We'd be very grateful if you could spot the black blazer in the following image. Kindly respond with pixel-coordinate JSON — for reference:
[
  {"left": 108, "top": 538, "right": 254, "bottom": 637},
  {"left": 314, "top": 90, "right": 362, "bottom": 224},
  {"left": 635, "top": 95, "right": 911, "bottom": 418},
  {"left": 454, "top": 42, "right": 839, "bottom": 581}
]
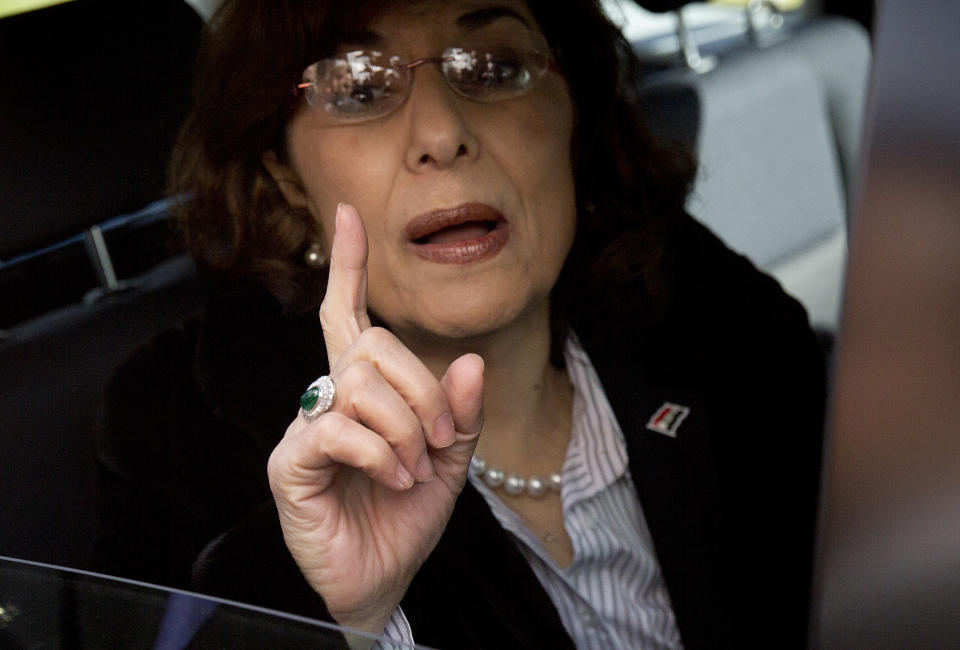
[{"left": 93, "top": 214, "right": 825, "bottom": 649}]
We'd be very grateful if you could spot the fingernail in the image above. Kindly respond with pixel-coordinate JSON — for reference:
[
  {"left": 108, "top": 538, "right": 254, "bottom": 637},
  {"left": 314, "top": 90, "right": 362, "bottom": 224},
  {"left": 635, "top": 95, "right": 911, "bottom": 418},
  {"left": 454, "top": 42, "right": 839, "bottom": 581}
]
[
  {"left": 415, "top": 451, "right": 435, "bottom": 483},
  {"left": 335, "top": 203, "right": 344, "bottom": 230},
  {"left": 396, "top": 463, "right": 414, "bottom": 489},
  {"left": 434, "top": 412, "right": 456, "bottom": 448}
]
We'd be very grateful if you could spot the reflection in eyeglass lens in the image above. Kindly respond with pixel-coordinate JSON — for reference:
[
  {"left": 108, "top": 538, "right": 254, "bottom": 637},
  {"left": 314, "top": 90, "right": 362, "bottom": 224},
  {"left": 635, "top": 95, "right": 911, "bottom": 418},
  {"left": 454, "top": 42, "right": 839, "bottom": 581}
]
[{"left": 301, "top": 30, "right": 549, "bottom": 123}]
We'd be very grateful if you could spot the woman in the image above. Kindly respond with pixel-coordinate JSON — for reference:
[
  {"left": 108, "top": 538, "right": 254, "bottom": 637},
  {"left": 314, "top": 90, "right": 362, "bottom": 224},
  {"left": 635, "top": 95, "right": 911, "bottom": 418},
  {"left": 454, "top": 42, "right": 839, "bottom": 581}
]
[{"left": 93, "top": 0, "right": 826, "bottom": 647}]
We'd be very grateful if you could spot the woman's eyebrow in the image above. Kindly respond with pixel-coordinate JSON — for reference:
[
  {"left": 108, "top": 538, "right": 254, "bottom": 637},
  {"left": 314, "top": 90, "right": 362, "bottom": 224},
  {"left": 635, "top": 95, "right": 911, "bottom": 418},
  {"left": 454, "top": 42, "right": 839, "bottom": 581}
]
[
  {"left": 331, "top": 29, "right": 383, "bottom": 48},
  {"left": 456, "top": 6, "right": 532, "bottom": 32}
]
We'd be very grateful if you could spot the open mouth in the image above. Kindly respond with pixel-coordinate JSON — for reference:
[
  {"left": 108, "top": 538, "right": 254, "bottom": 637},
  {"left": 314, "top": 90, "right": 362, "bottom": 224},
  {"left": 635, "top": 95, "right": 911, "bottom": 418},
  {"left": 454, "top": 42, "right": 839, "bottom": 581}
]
[
  {"left": 405, "top": 203, "right": 509, "bottom": 264},
  {"left": 412, "top": 219, "right": 499, "bottom": 245}
]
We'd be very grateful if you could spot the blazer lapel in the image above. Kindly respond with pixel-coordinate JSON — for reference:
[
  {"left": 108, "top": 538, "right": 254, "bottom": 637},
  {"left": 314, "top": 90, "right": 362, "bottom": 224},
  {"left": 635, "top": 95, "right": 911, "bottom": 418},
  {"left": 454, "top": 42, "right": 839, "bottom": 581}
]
[
  {"left": 402, "top": 483, "right": 576, "bottom": 649},
  {"left": 582, "top": 331, "right": 729, "bottom": 649}
]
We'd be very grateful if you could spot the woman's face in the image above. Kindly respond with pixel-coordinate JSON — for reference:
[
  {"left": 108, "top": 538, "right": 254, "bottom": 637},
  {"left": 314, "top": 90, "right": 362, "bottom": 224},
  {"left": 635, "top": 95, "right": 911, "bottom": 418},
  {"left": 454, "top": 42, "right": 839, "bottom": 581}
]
[{"left": 274, "top": 0, "right": 576, "bottom": 340}]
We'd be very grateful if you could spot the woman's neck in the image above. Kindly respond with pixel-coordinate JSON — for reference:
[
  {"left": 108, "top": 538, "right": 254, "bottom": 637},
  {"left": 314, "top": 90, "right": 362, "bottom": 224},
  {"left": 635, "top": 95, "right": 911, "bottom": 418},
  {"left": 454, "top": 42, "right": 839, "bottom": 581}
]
[{"left": 394, "top": 299, "right": 573, "bottom": 472}]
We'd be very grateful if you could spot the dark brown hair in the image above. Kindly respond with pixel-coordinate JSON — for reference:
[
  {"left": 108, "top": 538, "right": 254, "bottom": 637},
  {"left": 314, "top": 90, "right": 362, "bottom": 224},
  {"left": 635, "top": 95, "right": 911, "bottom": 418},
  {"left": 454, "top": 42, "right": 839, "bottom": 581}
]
[{"left": 170, "top": 0, "right": 695, "bottom": 358}]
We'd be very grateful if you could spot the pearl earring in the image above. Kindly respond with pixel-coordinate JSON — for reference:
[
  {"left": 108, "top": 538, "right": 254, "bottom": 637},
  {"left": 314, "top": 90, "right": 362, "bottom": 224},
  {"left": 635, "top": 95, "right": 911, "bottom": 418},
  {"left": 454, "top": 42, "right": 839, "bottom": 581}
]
[{"left": 303, "top": 242, "right": 327, "bottom": 268}]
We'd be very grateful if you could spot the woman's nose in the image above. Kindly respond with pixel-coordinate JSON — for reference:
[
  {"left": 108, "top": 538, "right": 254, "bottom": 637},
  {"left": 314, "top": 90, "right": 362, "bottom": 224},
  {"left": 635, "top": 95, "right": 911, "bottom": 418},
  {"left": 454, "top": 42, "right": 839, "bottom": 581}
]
[{"left": 402, "top": 65, "right": 479, "bottom": 172}]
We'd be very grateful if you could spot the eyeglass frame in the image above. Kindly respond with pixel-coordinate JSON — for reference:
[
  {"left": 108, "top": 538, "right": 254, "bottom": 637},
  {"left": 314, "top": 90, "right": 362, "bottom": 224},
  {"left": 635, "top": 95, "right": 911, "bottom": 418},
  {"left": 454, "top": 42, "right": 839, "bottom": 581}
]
[{"left": 291, "top": 30, "right": 560, "bottom": 124}]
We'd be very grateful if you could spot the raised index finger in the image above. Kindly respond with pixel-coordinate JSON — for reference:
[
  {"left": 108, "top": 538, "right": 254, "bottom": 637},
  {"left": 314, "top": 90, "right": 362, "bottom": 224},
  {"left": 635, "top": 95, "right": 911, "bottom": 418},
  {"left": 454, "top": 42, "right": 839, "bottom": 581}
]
[{"left": 319, "top": 203, "right": 373, "bottom": 367}]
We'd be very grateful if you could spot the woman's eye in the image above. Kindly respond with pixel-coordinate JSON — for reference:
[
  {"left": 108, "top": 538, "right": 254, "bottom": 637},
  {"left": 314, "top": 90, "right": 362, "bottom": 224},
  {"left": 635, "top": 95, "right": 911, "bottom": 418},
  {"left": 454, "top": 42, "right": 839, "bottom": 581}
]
[
  {"left": 479, "top": 59, "right": 525, "bottom": 85},
  {"left": 449, "top": 47, "right": 532, "bottom": 97},
  {"left": 338, "top": 85, "right": 381, "bottom": 107},
  {"left": 327, "top": 76, "right": 399, "bottom": 115}
]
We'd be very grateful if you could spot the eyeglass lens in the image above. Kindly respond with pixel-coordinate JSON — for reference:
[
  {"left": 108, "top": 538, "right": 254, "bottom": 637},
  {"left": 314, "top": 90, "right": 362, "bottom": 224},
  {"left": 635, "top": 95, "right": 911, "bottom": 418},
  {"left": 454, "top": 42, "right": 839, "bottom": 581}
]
[{"left": 300, "top": 30, "right": 549, "bottom": 123}]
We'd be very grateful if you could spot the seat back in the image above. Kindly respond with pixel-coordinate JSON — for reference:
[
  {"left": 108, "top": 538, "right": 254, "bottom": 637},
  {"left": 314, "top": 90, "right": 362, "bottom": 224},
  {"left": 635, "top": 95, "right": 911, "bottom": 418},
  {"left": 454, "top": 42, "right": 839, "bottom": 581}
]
[
  {"left": 0, "top": 251, "right": 206, "bottom": 567},
  {"left": 632, "top": 4, "right": 871, "bottom": 331},
  {"left": 0, "top": 0, "right": 201, "bottom": 259}
]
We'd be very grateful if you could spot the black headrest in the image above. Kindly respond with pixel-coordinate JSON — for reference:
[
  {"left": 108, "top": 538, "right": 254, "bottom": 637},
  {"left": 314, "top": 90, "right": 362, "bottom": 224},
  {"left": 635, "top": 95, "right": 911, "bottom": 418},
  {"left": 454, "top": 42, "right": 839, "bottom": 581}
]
[
  {"left": 0, "top": 0, "right": 202, "bottom": 260},
  {"left": 631, "top": 0, "right": 691, "bottom": 13}
]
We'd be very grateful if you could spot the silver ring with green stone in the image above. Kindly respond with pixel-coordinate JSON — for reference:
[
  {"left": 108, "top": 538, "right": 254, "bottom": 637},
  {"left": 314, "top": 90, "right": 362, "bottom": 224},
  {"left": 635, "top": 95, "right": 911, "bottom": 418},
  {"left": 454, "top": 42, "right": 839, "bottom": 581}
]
[{"left": 300, "top": 375, "right": 336, "bottom": 419}]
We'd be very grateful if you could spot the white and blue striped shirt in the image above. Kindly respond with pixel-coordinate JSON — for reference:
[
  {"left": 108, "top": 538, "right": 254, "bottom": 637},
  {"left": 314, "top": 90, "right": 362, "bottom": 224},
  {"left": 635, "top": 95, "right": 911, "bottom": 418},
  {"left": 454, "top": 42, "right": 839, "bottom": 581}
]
[{"left": 381, "top": 335, "right": 683, "bottom": 648}]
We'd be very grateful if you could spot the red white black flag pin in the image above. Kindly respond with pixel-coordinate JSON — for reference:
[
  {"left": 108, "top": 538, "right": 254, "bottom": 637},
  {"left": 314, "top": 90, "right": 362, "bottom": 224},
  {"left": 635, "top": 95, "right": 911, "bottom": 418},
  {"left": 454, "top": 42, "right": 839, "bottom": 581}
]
[{"left": 646, "top": 402, "right": 690, "bottom": 438}]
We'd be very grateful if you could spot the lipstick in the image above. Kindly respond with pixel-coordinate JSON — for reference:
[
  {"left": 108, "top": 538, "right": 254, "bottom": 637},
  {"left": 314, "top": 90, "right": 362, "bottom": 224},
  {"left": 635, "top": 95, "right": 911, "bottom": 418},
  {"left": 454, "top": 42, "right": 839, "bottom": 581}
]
[{"left": 406, "top": 203, "right": 509, "bottom": 264}]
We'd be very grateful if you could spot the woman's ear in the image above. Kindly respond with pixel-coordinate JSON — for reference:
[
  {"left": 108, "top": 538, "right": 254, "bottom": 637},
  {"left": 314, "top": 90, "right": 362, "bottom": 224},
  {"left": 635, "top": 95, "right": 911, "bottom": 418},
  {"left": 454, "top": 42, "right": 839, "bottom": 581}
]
[{"left": 263, "top": 151, "right": 309, "bottom": 209}]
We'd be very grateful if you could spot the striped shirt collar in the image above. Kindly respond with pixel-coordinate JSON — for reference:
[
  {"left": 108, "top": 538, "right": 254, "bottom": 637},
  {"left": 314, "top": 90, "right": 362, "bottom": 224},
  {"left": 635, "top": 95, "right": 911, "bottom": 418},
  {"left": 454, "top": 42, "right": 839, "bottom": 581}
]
[{"left": 561, "top": 332, "right": 630, "bottom": 504}]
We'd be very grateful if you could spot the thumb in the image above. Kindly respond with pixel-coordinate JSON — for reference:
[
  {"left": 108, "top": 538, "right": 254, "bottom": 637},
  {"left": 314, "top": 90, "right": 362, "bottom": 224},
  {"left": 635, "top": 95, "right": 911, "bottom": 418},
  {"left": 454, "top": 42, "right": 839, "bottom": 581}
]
[
  {"left": 436, "top": 354, "right": 484, "bottom": 472},
  {"left": 441, "top": 353, "right": 484, "bottom": 439}
]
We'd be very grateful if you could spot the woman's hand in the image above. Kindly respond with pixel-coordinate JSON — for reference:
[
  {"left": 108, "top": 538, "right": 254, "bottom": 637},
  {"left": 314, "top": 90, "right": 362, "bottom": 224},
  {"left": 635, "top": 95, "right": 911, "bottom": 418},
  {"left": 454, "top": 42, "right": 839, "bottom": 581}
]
[{"left": 267, "top": 203, "right": 484, "bottom": 636}]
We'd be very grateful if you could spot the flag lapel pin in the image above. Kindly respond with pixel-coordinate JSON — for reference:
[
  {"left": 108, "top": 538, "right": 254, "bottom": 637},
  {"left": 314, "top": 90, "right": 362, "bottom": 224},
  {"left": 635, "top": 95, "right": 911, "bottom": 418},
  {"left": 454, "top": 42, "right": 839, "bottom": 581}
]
[{"left": 646, "top": 402, "right": 690, "bottom": 438}]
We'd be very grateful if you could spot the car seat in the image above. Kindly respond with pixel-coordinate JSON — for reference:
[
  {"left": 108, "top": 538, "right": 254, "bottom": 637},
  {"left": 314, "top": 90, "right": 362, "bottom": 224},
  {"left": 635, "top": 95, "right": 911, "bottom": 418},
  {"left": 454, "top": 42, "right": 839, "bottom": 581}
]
[{"left": 626, "top": 0, "right": 871, "bottom": 335}]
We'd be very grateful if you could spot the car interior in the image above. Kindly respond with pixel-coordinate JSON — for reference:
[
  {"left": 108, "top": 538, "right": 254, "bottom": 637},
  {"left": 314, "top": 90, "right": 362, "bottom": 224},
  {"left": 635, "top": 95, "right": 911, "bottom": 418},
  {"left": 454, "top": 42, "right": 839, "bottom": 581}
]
[
  {"left": 14, "top": 0, "right": 950, "bottom": 646},
  {"left": 0, "top": 0, "right": 869, "bottom": 582},
  {"left": 1, "top": 0, "right": 209, "bottom": 570}
]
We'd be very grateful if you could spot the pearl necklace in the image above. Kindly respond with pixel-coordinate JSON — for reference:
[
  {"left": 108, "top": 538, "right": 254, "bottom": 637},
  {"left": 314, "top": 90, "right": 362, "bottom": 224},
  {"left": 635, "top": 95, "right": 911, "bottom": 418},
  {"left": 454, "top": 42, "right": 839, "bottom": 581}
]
[{"left": 470, "top": 455, "right": 563, "bottom": 498}]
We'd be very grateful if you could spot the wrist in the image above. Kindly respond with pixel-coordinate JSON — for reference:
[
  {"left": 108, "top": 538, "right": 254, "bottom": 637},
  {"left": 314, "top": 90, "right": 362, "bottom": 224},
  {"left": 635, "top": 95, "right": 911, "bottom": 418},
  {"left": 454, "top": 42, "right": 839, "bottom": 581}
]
[{"left": 331, "top": 602, "right": 397, "bottom": 643}]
